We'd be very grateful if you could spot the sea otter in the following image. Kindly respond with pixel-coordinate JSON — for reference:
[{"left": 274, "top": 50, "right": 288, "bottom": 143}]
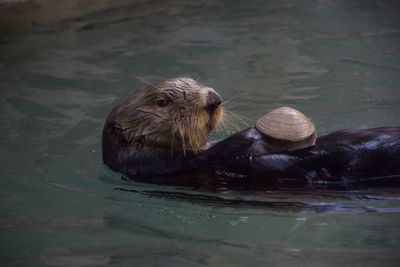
[{"left": 102, "top": 77, "right": 400, "bottom": 189}]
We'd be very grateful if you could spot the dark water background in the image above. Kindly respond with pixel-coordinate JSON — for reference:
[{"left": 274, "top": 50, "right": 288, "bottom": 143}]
[{"left": 1, "top": 0, "right": 400, "bottom": 266}]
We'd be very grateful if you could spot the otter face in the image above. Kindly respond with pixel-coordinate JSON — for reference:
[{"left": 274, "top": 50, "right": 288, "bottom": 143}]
[{"left": 107, "top": 77, "right": 223, "bottom": 153}]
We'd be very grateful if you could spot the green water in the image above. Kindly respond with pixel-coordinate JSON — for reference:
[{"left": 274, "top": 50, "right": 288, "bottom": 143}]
[{"left": 1, "top": 0, "right": 400, "bottom": 266}]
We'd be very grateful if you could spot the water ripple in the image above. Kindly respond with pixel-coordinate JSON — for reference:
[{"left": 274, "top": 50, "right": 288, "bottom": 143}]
[{"left": 113, "top": 187, "right": 400, "bottom": 214}]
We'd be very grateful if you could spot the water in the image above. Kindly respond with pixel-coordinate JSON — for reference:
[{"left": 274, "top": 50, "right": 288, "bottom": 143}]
[{"left": 1, "top": 0, "right": 400, "bottom": 266}]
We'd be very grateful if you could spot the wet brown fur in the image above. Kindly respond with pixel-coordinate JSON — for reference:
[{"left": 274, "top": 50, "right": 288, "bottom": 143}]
[{"left": 105, "top": 77, "right": 223, "bottom": 155}]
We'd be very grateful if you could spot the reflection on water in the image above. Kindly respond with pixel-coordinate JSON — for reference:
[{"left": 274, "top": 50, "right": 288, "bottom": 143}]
[
  {"left": 1, "top": 0, "right": 400, "bottom": 266},
  {"left": 114, "top": 187, "right": 400, "bottom": 213}
]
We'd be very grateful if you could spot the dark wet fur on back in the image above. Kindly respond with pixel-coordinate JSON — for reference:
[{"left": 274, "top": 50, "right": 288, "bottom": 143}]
[{"left": 202, "top": 127, "right": 400, "bottom": 189}]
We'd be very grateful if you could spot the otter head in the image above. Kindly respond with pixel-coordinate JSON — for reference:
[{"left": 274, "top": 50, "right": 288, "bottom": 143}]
[{"left": 106, "top": 77, "right": 223, "bottom": 154}]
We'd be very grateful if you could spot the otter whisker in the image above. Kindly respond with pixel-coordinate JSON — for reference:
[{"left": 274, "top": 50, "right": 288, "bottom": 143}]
[
  {"left": 176, "top": 122, "right": 187, "bottom": 156},
  {"left": 211, "top": 109, "right": 224, "bottom": 135},
  {"left": 189, "top": 115, "right": 200, "bottom": 153},
  {"left": 135, "top": 76, "right": 153, "bottom": 85},
  {"left": 226, "top": 110, "right": 250, "bottom": 127},
  {"left": 221, "top": 111, "right": 241, "bottom": 132},
  {"left": 170, "top": 124, "right": 177, "bottom": 158},
  {"left": 221, "top": 120, "right": 236, "bottom": 134},
  {"left": 214, "top": 122, "right": 224, "bottom": 134},
  {"left": 186, "top": 110, "right": 210, "bottom": 154},
  {"left": 221, "top": 96, "right": 238, "bottom": 105},
  {"left": 189, "top": 121, "right": 197, "bottom": 152}
]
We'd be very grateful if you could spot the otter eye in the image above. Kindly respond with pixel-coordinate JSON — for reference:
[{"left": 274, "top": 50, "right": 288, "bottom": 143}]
[{"left": 156, "top": 99, "right": 170, "bottom": 107}]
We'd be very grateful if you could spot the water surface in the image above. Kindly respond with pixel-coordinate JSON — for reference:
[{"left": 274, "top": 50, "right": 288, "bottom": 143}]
[{"left": 1, "top": 0, "right": 400, "bottom": 266}]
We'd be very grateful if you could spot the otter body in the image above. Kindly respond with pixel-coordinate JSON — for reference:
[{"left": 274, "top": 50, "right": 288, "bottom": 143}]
[
  {"left": 102, "top": 77, "right": 400, "bottom": 189},
  {"left": 201, "top": 127, "right": 400, "bottom": 188}
]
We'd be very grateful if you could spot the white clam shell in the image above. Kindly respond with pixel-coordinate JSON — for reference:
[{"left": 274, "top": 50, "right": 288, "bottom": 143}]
[{"left": 256, "top": 107, "right": 315, "bottom": 142}]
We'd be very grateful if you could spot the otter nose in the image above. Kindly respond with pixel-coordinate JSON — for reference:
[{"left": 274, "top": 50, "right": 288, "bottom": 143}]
[{"left": 205, "top": 91, "right": 222, "bottom": 115}]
